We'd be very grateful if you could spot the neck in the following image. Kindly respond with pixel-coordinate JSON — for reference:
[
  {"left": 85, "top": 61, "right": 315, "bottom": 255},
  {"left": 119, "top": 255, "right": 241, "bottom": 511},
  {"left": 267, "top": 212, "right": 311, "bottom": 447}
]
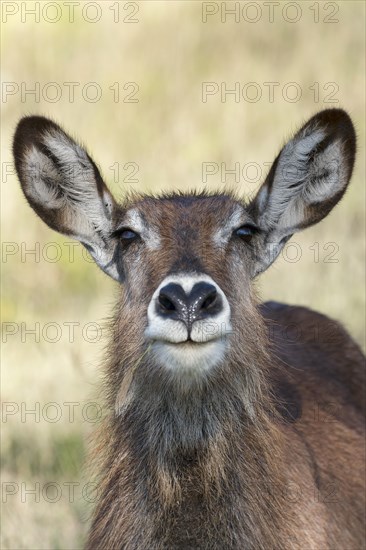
[{"left": 87, "top": 310, "right": 291, "bottom": 549}]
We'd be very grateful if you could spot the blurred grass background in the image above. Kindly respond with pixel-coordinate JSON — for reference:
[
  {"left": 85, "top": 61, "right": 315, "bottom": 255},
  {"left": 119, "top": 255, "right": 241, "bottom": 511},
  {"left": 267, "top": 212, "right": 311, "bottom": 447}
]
[{"left": 1, "top": 1, "right": 365, "bottom": 548}]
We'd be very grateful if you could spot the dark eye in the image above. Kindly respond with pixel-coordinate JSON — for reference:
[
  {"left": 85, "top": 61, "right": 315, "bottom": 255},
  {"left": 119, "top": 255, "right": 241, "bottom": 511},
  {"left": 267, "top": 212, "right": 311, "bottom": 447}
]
[
  {"left": 233, "top": 224, "right": 258, "bottom": 243},
  {"left": 112, "top": 228, "right": 140, "bottom": 243}
]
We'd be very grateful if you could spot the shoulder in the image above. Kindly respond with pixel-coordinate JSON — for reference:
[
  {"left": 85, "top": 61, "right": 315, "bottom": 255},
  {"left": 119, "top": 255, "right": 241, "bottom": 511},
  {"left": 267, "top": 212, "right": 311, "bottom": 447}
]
[
  {"left": 259, "top": 301, "right": 366, "bottom": 415},
  {"left": 259, "top": 301, "right": 355, "bottom": 347}
]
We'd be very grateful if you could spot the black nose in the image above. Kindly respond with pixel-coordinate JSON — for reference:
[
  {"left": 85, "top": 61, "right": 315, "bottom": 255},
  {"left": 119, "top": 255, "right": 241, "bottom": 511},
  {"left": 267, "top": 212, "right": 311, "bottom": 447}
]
[{"left": 156, "top": 282, "right": 222, "bottom": 330}]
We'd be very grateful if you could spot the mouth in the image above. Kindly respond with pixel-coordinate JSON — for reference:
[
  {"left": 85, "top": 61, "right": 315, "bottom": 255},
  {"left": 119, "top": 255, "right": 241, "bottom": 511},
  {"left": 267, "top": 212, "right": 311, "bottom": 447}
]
[
  {"left": 156, "top": 336, "right": 220, "bottom": 346},
  {"left": 148, "top": 337, "right": 228, "bottom": 375}
]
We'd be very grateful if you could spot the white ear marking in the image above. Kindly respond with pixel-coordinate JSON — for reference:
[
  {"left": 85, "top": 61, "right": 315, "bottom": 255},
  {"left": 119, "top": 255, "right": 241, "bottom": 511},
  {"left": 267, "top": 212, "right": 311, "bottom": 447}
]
[
  {"left": 24, "top": 146, "right": 65, "bottom": 208},
  {"left": 250, "top": 110, "right": 356, "bottom": 276},
  {"left": 102, "top": 189, "right": 114, "bottom": 217},
  {"left": 261, "top": 129, "right": 326, "bottom": 227},
  {"left": 14, "top": 116, "right": 120, "bottom": 282}
]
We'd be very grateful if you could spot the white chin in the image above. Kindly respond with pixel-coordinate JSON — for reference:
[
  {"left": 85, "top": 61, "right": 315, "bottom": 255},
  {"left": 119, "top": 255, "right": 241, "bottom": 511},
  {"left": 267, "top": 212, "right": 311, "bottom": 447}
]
[{"left": 149, "top": 339, "right": 228, "bottom": 376}]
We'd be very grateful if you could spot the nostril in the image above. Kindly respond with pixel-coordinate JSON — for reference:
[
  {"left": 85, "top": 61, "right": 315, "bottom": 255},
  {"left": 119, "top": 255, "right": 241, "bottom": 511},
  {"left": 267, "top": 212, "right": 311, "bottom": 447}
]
[
  {"left": 189, "top": 283, "right": 222, "bottom": 320},
  {"left": 158, "top": 292, "right": 176, "bottom": 312},
  {"left": 156, "top": 283, "right": 188, "bottom": 320},
  {"left": 201, "top": 289, "right": 217, "bottom": 311}
]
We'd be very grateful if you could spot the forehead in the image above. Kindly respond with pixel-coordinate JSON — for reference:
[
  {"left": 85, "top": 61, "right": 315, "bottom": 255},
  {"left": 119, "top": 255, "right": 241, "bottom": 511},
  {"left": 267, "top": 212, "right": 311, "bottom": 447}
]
[{"left": 120, "top": 194, "right": 249, "bottom": 231}]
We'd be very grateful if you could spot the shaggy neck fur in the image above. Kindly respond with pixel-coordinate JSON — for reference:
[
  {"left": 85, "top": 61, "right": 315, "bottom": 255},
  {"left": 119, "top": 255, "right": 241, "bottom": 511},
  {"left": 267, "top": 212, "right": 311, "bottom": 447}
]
[{"left": 86, "top": 297, "right": 294, "bottom": 550}]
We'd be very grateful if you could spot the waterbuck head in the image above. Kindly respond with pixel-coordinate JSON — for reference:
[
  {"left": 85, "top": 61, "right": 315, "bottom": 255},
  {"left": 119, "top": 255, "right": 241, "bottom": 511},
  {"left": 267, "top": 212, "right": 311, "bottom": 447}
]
[{"left": 13, "top": 110, "right": 356, "bottom": 399}]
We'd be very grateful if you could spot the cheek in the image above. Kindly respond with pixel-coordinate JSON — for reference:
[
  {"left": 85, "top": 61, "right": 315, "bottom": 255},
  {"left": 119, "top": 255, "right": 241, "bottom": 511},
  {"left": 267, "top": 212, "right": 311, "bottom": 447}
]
[
  {"left": 207, "top": 249, "right": 247, "bottom": 293},
  {"left": 123, "top": 253, "right": 164, "bottom": 305},
  {"left": 123, "top": 262, "right": 151, "bottom": 303},
  {"left": 214, "top": 253, "right": 253, "bottom": 306}
]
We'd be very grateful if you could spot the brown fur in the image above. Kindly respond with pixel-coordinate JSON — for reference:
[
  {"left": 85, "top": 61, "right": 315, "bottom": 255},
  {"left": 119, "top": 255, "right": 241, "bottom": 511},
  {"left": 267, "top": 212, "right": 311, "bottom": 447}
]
[
  {"left": 85, "top": 195, "right": 365, "bottom": 550},
  {"left": 12, "top": 111, "right": 365, "bottom": 549}
]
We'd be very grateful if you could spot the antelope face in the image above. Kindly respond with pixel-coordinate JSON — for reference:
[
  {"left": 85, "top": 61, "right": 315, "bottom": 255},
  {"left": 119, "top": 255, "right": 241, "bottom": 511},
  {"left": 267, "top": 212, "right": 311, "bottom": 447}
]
[{"left": 112, "top": 195, "right": 258, "bottom": 374}]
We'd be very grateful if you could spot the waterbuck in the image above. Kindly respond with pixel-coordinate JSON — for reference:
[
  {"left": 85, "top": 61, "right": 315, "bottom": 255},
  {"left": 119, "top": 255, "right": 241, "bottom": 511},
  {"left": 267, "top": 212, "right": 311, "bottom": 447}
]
[{"left": 13, "top": 109, "right": 365, "bottom": 549}]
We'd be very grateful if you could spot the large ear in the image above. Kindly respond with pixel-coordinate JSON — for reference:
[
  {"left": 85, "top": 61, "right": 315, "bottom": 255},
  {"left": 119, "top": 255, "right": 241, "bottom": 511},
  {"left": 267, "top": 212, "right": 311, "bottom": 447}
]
[
  {"left": 13, "top": 116, "right": 120, "bottom": 281},
  {"left": 248, "top": 109, "right": 356, "bottom": 276}
]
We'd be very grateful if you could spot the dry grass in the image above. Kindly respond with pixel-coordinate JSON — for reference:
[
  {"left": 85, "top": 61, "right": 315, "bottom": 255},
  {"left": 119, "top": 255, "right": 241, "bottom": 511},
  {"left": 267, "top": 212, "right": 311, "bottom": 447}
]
[{"left": 1, "top": 2, "right": 365, "bottom": 547}]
